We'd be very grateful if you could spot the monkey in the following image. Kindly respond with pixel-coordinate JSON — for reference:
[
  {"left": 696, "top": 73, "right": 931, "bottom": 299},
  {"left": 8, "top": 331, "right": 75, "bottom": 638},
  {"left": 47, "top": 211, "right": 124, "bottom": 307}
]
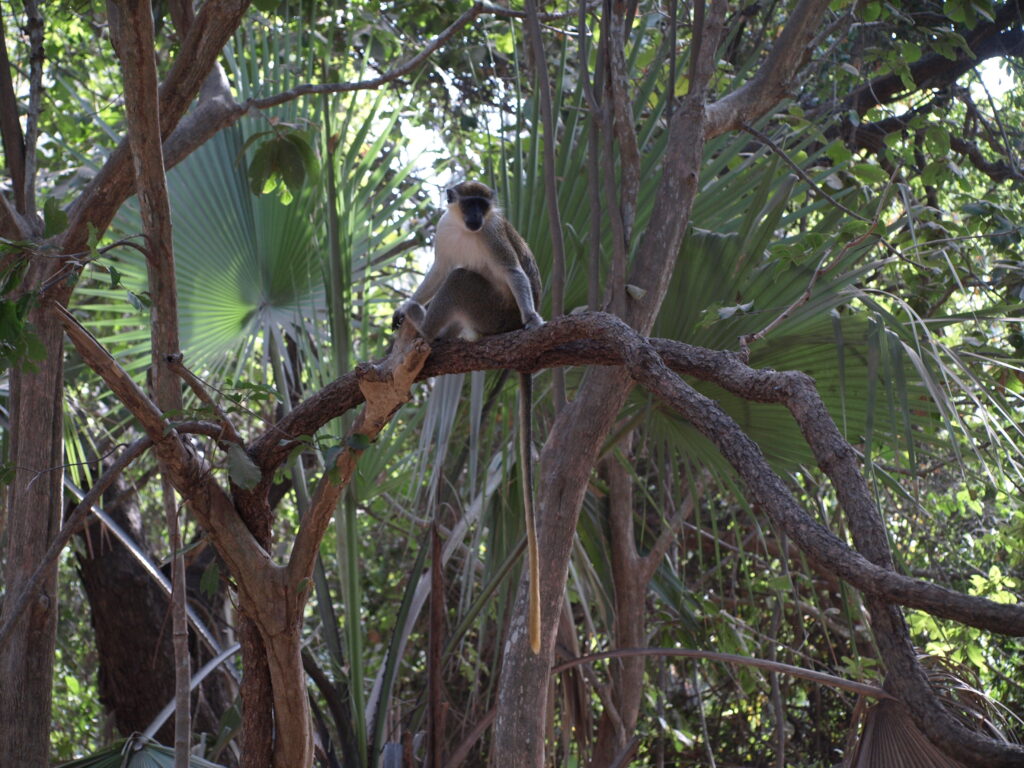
[{"left": 393, "top": 180, "right": 544, "bottom": 654}]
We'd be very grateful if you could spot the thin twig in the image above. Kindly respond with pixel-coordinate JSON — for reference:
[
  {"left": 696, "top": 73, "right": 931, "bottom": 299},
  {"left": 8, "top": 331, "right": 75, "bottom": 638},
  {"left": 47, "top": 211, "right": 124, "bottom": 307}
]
[
  {"left": 482, "top": 1, "right": 586, "bottom": 20},
  {"left": 737, "top": 166, "right": 902, "bottom": 356},
  {"left": 246, "top": 3, "right": 487, "bottom": 110},
  {"left": 551, "top": 647, "right": 892, "bottom": 699},
  {"left": 738, "top": 224, "right": 877, "bottom": 356},
  {"left": 167, "top": 353, "right": 243, "bottom": 445},
  {"left": 38, "top": 236, "right": 150, "bottom": 294},
  {"left": 742, "top": 122, "right": 869, "bottom": 221}
]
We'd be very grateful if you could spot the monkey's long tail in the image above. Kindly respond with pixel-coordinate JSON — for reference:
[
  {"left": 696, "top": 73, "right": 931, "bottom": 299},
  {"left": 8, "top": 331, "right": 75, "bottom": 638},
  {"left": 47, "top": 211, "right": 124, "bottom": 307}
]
[{"left": 520, "top": 371, "right": 542, "bottom": 655}]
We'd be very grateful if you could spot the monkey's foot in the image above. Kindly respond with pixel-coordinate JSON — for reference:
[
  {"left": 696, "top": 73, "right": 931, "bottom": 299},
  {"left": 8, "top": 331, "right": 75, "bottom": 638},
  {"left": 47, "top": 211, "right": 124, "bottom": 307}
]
[{"left": 523, "top": 312, "right": 544, "bottom": 331}]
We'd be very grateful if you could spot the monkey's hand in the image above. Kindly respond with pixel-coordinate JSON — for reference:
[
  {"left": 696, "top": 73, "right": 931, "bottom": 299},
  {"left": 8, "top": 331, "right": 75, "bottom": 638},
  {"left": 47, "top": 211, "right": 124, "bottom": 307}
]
[
  {"left": 391, "top": 308, "right": 406, "bottom": 330},
  {"left": 523, "top": 312, "right": 544, "bottom": 331},
  {"left": 394, "top": 300, "right": 427, "bottom": 334},
  {"left": 392, "top": 300, "right": 414, "bottom": 330}
]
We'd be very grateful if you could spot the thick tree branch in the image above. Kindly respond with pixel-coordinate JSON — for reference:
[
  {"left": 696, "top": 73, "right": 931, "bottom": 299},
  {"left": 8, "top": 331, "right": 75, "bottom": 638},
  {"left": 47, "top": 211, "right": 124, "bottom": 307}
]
[
  {"left": 845, "top": 22, "right": 1024, "bottom": 118},
  {"left": 21, "top": 0, "right": 43, "bottom": 221},
  {"left": 110, "top": 0, "right": 183, "bottom": 411},
  {"left": 0, "top": 191, "right": 27, "bottom": 240},
  {"left": 286, "top": 330, "right": 429, "bottom": 587},
  {"left": 0, "top": 9, "right": 26, "bottom": 214},
  {"left": 625, "top": 0, "right": 724, "bottom": 331},
  {"left": 248, "top": 313, "right": 1024, "bottom": 640},
  {"left": 621, "top": 326, "right": 1024, "bottom": 765},
  {"left": 704, "top": 0, "right": 832, "bottom": 139},
  {"left": 54, "top": 303, "right": 269, "bottom": 578},
  {"left": 829, "top": 2, "right": 1024, "bottom": 183},
  {"left": 109, "top": 2, "right": 191, "bottom": 754},
  {"left": 844, "top": 107, "right": 1023, "bottom": 182},
  {"left": 605, "top": 1, "right": 641, "bottom": 247}
]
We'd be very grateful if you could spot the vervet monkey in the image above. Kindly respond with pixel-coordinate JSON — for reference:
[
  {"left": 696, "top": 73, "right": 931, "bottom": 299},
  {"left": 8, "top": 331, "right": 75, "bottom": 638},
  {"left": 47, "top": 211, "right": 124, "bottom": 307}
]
[{"left": 393, "top": 180, "right": 544, "bottom": 653}]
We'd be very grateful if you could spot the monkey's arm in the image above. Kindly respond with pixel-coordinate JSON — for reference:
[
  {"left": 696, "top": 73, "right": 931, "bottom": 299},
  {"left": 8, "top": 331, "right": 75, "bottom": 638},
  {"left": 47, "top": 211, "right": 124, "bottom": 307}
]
[
  {"left": 505, "top": 266, "right": 544, "bottom": 330},
  {"left": 393, "top": 263, "right": 447, "bottom": 328},
  {"left": 410, "top": 262, "right": 449, "bottom": 305}
]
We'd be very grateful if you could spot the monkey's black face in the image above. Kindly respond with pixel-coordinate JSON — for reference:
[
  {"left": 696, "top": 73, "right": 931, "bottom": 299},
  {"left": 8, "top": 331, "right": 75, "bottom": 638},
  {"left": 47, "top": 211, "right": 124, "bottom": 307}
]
[{"left": 459, "top": 197, "right": 490, "bottom": 231}]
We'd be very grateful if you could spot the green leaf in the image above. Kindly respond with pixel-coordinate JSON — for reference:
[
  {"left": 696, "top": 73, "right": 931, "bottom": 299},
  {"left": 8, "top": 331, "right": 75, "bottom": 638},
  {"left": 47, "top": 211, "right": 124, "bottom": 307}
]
[
  {"left": 248, "top": 139, "right": 277, "bottom": 196},
  {"left": 323, "top": 442, "right": 344, "bottom": 467},
  {"left": 346, "top": 433, "right": 371, "bottom": 451},
  {"left": 199, "top": 560, "right": 220, "bottom": 599},
  {"left": 851, "top": 163, "right": 889, "bottom": 184},
  {"left": 925, "top": 125, "right": 951, "bottom": 155},
  {"left": 826, "top": 140, "right": 853, "bottom": 164},
  {"left": 227, "top": 443, "right": 261, "bottom": 490},
  {"left": 276, "top": 137, "right": 307, "bottom": 199},
  {"left": 966, "top": 643, "right": 986, "bottom": 668},
  {"left": 900, "top": 41, "right": 922, "bottom": 64},
  {"left": 921, "top": 160, "right": 950, "bottom": 186},
  {"left": 86, "top": 222, "right": 100, "bottom": 259},
  {"left": 765, "top": 575, "right": 794, "bottom": 590},
  {"left": 969, "top": 0, "right": 995, "bottom": 22},
  {"left": 125, "top": 289, "right": 151, "bottom": 311},
  {"left": 43, "top": 197, "right": 68, "bottom": 238},
  {"left": 883, "top": 131, "right": 902, "bottom": 149},
  {"left": 0, "top": 256, "right": 28, "bottom": 295},
  {"left": 285, "top": 131, "right": 320, "bottom": 187}
]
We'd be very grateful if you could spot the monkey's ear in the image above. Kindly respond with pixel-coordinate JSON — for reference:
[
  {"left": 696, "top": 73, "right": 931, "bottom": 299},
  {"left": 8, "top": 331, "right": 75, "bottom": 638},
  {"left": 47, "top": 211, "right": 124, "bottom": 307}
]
[{"left": 445, "top": 188, "right": 455, "bottom": 204}]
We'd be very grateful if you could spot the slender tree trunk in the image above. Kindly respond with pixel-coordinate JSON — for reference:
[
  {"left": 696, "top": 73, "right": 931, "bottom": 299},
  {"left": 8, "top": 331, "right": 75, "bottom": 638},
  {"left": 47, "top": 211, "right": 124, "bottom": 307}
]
[
  {"left": 493, "top": 367, "right": 635, "bottom": 765},
  {"left": 589, "top": 457, "right": 647, "bottom": 767},
  {"left": 108, "top": 1, "right": 189, "bottom": 760},
  {"left": 0, "top": 297, "right": 65, "bottom": 767}
]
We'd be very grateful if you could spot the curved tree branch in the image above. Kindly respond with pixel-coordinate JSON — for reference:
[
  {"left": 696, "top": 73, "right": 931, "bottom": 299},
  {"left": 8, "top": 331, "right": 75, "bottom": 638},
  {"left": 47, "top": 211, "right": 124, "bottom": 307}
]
[
  {"left": 845, "top": 19, "right": 1024, "bottom": 118},
  {"left": 247, "top": 312, "right": 1024, "bottom": 641}
]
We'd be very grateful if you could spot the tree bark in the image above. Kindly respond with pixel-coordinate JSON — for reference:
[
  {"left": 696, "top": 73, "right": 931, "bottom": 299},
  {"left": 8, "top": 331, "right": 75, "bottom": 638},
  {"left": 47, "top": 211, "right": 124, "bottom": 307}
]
[
  {"left": 0, "top": 299, "right": 65, "bottom": 768},
  {"left": 76, "top": 478, "right": 176, "bottom": 745},
  {"left": 74, "top": 484, "right": 234, "bottom": 750},
  {"left": 588, "top": 454, "right": 646, "bottom": 767},
  {"left": 0, "top": 3, "right": 249, "bottom": 763}
]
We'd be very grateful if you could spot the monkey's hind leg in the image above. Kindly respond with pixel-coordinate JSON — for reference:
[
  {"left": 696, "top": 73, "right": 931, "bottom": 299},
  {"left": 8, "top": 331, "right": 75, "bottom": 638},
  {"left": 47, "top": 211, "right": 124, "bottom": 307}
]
[{"left": 409, "top": 268, "right": 521, "bottom": 341}]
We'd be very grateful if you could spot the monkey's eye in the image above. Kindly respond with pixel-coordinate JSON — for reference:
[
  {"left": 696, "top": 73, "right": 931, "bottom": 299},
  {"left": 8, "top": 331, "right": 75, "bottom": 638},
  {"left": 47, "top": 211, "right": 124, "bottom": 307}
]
[{"left": 446, "top": 189, "right": 455, "bottom": 204}]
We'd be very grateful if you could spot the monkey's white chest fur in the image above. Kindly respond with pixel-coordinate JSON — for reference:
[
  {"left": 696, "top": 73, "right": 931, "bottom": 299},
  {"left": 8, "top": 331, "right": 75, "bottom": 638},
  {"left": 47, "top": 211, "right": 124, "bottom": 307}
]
[{"left": 434, "top": 210, "right": 511, "bottom": 297}]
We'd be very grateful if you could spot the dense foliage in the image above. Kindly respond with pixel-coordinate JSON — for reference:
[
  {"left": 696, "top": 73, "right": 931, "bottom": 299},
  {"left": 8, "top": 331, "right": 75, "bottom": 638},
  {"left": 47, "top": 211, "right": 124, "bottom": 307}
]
[{"left": 1, "top": 0, "right": 1022, "bottom": 766}]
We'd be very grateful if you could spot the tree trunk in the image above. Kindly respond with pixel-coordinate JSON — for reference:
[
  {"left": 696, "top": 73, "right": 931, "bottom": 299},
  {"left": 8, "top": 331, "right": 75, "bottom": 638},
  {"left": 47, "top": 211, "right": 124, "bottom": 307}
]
[
  {"left": 76, "top": 481, "right": 176, "bottom": 744},
  {"left": 493, "top": 367, "right": 635, "bottom": 765},
  {"left": 0, "top": 298, "right": 65, "bottom": 767},
  {"left": 589, "top": 456, "right": 647, "bottom": 767},
  {"left": 75, "top": 473, "right": 232, "bottom": 744}
]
